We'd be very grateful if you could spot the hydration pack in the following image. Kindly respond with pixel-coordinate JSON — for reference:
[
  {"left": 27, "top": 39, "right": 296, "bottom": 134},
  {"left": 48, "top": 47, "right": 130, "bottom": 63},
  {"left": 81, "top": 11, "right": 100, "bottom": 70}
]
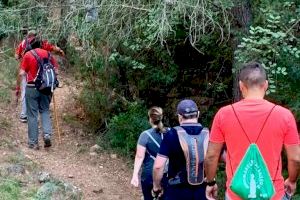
[
  {"left": 31, "top": 50, "right": 58, "bottom": 95},
  {"left": 174, "top": 126, "right": 208, "bottom": 185}
]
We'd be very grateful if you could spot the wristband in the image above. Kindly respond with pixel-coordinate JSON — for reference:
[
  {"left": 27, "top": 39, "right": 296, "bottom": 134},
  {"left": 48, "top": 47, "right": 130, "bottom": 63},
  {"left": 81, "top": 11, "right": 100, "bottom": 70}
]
[
  {"left": 151, "top": 188, "right": 162, "bottom": 198},
  {"left": 206, "top": 178, "right": 216, "bottom": 186},
  {"left": 16, "top": 86, "right": 21, "bottom": 91}
]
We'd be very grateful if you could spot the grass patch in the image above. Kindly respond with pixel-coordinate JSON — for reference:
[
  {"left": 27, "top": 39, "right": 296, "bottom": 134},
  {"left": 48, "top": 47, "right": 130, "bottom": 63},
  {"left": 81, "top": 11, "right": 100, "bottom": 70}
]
[
  {"left": 0, "top": 178, "right": 21, "bottom": 200},
  {"left": 0, "top": 57, "right": 17, "bottom": 104},
  {"left": 0, "top": 116, "right": 12, "bottom": 130},
  {"left": 5, "top": 152, "right": 38, "bottom": 172},
  {"left": 22, "top": 187, "right": 38, "bottom": 200}
]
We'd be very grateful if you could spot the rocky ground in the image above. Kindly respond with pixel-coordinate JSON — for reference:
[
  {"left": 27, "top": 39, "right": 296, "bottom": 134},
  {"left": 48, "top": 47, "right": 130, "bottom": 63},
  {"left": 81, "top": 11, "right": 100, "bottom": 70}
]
[{"left": 0, "top": 72, "right": 141, "bottom": 200}]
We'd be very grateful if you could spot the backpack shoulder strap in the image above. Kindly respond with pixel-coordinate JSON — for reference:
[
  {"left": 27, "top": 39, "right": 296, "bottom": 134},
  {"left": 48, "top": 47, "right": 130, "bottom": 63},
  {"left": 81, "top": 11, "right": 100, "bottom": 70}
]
[
  {"left": 231, "top": 104, "right": 277, "bottom": 144},
  {"left": 145, "top": 130, "right": 160, "bottom": 148},
  {"left": 144, "top": 129, "right": 160, "bottom": 161},
  {"left": 30, "top": 49, "right": 43, "bottom": 66}
]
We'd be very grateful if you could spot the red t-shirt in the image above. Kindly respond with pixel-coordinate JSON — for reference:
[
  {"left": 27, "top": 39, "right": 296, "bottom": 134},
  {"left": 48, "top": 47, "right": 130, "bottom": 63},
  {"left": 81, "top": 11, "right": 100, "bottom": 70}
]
[
  {"left": 210, "top": 99, "right": 299, "bottom": 200},
  {"left": 21, "top": 48, "right": 58, "bottom": 83},
  {"left": 15, "top": 37, "right": 55, "bottom": 59}
]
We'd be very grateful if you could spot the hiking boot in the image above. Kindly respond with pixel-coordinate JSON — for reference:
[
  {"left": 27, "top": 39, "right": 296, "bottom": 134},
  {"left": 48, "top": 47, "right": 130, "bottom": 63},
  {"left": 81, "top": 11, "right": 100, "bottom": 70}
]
[
  {"left": 28, "top": 144, "right": 40, "bottom": 150},
  {"left": 44, "top": 138, "right": 52, "bottom": 148},
  {"left": 19, "top": 116, "right": 27, "bottom": 123}
]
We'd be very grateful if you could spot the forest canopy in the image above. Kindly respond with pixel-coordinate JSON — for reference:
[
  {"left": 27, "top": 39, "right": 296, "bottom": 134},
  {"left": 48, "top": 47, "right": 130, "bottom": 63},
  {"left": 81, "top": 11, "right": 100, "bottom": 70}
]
[{"left": 0, "top": 0, "right": 299, "bottom": 156}]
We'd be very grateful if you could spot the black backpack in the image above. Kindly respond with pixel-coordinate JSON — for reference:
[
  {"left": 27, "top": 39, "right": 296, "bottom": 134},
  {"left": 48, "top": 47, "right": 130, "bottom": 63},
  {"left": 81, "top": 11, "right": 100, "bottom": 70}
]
[{"left": 30, "top": 50, "right": 58, "bottom": 95}]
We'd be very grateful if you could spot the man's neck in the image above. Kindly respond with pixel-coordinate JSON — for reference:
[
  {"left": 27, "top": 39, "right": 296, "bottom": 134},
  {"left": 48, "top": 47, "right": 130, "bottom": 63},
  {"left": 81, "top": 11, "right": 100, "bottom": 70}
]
[
  {"left": 243, "top": 89, "right": 265, "bottom": 100},
  {"left": 180, "top": 119, "right": 198, "bottom": 125}
]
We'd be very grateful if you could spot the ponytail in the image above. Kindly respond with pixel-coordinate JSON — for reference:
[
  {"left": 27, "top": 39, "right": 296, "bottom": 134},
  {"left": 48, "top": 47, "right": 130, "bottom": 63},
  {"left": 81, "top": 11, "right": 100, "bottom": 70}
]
[
  {"left": 148, "top": 106, "right": 166, "bottom": 133},
  {"left": 156, "top": 120, "right": 166, "bottom": 133}
]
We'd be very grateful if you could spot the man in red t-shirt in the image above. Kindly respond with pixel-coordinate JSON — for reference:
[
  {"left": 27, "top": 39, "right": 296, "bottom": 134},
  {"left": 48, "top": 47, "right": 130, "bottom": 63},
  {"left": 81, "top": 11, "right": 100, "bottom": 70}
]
[
  {"left": 17, "top": 38, "right": 58, "bottom": 149},
  {"left": 15, "top": 30, "right": 64, "bottom": 60},
  {"left": 15, "top": 30, "right": 64, "bottom": 123},
  {"left": 205, "top": 62, "right": 300, "bottom": 200}
]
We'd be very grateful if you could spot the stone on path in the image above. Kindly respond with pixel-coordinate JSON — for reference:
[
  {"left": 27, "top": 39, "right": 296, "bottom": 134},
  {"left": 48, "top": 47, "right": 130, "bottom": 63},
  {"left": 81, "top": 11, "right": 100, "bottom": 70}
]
[
  {"left": 38, "top": 171, "right": 51, "bottom": 183},
  {"left": 36, "top": 181, "right": 82, "bottom": 200}
]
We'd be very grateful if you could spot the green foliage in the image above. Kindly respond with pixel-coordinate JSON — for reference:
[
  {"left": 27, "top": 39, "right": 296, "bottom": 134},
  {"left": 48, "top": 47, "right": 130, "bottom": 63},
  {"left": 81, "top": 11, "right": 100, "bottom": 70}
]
[
  {"left": 0, "top": 55, "right": 17, "bottom": 104},
  {"left": 104, "top": 102, "right": 149, "bottom": 157},
  {"left": 0, "top": 178, "right": 21, "bottom": 200},
  {"left": 234, "top": 0, "right": 300, "bottom": 121},
  {"left": 78, "top": 89, "right": 111, "bottom": 132},
  {"left": 235, "top": 2, "right": 299, "bottom": 93}
]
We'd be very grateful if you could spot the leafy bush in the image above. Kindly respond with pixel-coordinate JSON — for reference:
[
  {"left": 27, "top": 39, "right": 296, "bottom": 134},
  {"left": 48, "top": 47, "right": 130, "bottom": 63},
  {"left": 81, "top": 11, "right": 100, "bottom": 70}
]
[
  {"left": 78, "top": 89, "right": 111, "bottom": 133},
  {"left": 104, "top": 102, "right": 149, "bottom": 157},
  {"left": 234, "top": 2, "right": 299, "bottom": 93}
]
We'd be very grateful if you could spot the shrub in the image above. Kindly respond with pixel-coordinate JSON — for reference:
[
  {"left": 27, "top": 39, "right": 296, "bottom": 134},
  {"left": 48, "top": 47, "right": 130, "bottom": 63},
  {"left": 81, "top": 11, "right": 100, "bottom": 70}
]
[{"left": 104, "top": 102, "right": 149, "bottom": 157}]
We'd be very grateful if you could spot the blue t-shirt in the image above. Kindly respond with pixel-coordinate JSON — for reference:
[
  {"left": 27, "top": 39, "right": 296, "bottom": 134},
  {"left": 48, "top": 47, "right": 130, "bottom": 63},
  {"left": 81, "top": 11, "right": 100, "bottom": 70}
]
[
  {"left": 138, "top": 128, "right": 164, "bottom": 183},
  {"left": 158, "top": 123, "right": 205, "bottom": 181}
]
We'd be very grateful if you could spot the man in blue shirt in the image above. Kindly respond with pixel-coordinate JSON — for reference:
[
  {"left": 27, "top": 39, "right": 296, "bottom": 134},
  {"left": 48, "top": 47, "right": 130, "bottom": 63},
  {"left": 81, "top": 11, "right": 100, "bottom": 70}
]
[{"left": 152, "top": 99, "right": 209, "bottom": 200}]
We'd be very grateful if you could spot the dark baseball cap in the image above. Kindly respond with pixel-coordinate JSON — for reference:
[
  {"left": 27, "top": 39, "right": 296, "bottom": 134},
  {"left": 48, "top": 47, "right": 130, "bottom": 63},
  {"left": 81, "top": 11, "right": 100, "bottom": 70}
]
[{"left": 177, "top": 99, "right": 199, "bottom": 116}]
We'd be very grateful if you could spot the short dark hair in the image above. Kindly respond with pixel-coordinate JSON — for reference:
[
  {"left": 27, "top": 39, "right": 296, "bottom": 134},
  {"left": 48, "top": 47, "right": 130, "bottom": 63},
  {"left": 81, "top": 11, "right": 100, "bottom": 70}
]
[
  {"left": 181, "top": 113, "right": 198, "bottom": 119},
  {"left": 239, "top": 61, "right": 267, "bottom": 87},
  {"left": 30, "top": 37, "right": 41, "bottom": 49},
  {"left": 24, "top": 37, "right": 42, "bottom": 54}
]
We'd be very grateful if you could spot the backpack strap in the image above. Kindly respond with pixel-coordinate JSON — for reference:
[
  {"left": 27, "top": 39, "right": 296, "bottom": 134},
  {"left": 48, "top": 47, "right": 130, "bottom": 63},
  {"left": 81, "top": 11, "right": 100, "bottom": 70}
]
[
  {"left": 30, "top": 50, "right": 44, "bottom": 82},
  {"left": 30, "top": 49, "right": 44, "bottom": 67},
  {"left": 228, "top": 104, "right": 278, "bottom": 178},
  {"left": 174, "top": 125, "right": 207, "bottom": 185},
  {"left": 48, "top": 51, "right": 51, "bottom": 60},
  {"left": 144, "top": 130, "right": 161, "bottom": 161},
  {"left": 231, "top": 104, "right": 276, "bottom": 144},
  {"left": 25, "top": 37, "right": 32, "bottom": 50},
  {"left": 145, "top": 130, "right": 160, "bottom": 149}
]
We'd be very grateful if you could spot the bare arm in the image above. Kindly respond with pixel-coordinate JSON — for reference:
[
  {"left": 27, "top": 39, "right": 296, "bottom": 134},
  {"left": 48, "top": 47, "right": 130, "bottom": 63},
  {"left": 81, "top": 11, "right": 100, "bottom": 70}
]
[
  {"left": 205, "top": 142, "right": 223, "bottom": 200},
  {"left": 285, "top": 144, "right": 300, "bottom": 182},
  {"left": 153, "top": 155, "right": 167, "bottom": 190},
  {"left": 284, "top": 144, "right": 300, "bottom": 195},
  {"left": 130, "top": 145, "right": 146, "bottom": 187},
  {"left": 16, "top": 69, "right": 26, "bottom": 95},
  {"left": 204, "top": 142, "right": 224, "bottom": 181}
]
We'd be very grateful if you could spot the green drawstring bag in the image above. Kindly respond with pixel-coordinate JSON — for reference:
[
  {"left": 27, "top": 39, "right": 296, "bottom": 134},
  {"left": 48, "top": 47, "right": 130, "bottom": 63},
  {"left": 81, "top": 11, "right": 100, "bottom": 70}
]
[
  {"left": 230, "top": 144, "right": 275, "bottom": 199},
  {"left": 229, "top": 105, "right": 278, "bottom": 200}
]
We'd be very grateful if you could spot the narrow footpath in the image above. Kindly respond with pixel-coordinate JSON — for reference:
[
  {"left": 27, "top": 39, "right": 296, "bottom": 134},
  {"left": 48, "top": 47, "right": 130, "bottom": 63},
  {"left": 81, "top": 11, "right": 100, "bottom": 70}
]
[{"left": 2, "top": 74, "right": 141, "bottom": 200}]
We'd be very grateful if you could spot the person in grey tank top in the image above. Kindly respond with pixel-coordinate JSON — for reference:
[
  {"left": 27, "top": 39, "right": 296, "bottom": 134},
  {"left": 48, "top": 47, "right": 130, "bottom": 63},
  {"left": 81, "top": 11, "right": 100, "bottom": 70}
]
[{"left": 131, "top": 107, "right": 168, "bottom": 200}]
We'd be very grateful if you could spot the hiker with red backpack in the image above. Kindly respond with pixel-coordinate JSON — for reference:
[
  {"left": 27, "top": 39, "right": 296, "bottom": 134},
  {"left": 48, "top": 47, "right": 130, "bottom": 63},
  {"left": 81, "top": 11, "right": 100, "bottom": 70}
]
[
  {"left": 152, "top": 99, "right": 209, "bottom": 200},
  {"left": 205, "top": 62, "right": 300, "bottom": 200},
  {"left": 131, "top": 107, "right": 168, "bottom": 200},
  {"left": 15, "top": 29, "right": 64, "bottom": 123},
  {"left": 16, "top": 37, "right": 59, "bottom": 149},
  {"left": 15, "top": 30, "right": 64, "bottom": 60}
]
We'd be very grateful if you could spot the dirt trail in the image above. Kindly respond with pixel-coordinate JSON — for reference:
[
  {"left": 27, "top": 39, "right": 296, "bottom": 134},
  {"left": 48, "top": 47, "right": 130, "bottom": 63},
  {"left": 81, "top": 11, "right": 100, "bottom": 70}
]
[{"left": 5, "top": 74, "right": 141, "bottom": 200}]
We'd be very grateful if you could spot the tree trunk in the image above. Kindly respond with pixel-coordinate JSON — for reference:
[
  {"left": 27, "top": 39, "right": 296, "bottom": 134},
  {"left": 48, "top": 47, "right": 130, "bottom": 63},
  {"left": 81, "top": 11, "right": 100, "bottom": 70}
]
[{"left": 231, "top": 0, "right": 252, "bottom": 102}]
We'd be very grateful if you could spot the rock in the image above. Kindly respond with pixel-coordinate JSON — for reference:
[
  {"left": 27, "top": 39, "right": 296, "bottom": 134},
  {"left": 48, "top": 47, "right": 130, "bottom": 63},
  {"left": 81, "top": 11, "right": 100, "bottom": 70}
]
[
  {"left": 6, "top": 164, "right": 25, "bottom": 175},
  {"left": 38, "top": 171, "right": 51, "bottom": 183},
  {"left": 36, "top": 181, "right": 82, "bottom": 200},
  {"left": 93, "top": 188, "right": 103, "bottom": 194},
  {"left": 99, "top": 165, "right": 104, "bottom": 169},
  {"left": 89, "top": 152, "right": 97, "bottom": 156},
  {"left": 110, "top": 154, "right": 117, "bottom": 159},
  {"left": 68, "top": 174, "right": 74, "bottom": 178},
  {"left": 90, "top": 144, "right": 101, "bottom": 152}
]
